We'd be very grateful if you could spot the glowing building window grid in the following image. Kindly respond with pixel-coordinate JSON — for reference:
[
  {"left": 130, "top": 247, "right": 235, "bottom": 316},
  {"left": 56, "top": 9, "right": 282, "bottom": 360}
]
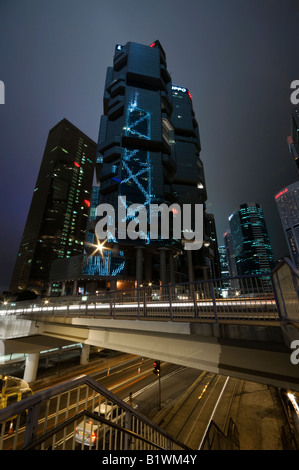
[
  {"left": 83, "top": 252, "right": 125, "bottom": 276},
  {"left": 119, "top": 93, "right": 152, "bottom": 243}
]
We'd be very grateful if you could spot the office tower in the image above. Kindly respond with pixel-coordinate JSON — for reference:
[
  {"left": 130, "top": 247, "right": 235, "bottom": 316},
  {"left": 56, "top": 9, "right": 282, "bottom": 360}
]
[
  {"left": 223, "top": 231, "right": 238, "bottom": 278},
  {"left": 219, "top": 246, "right": 229, "bottom": 277},
  {"left": 287, "top": 107, "right": 299, "bottom": 176},
  {"left": 171, "top": 86, "right": 220, "bottom": 280},
  {"left": 87, "top": 40, "right": 214, "bottom": 287},
  {"left": 275, "top": 181, "right": 299, "bottom": 269},
  {"left": 228, "top": 203, "right": 274, "bottom": 276},
  {"left": 10, "top": 119, "right": 96, "bottom": 294}
]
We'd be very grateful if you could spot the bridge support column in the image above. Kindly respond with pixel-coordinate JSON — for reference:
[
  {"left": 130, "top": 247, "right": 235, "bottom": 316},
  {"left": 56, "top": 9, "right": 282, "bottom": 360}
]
[
  {"left": 158, "top": 247, "right": 167, "bottom": 286},
  {"left": 72, "top": 280, "right": 78, "bottom": 296},
  {"left": 61, "top": 281, "right": 66, "bottom": 296},
  {"left": 46, "top": 283, "right": 52, "bottom": 296},
  {"left": 135, "top": 246, "right": 144, "bottom": 287},
  {"left": 187, "top": 250, "right": 194, "bottom": 283},
  {"left": 169, "top": 251, "right": 175, "bottom": 284},
  {"left": 80, "top": 344, "right": 90, "bottom": 365},
  {"left": 23, "top": 352, "right": 40, "bottom": 383},
  {"left": 144, "top": 251, "right": 152, "bottom": 283}
]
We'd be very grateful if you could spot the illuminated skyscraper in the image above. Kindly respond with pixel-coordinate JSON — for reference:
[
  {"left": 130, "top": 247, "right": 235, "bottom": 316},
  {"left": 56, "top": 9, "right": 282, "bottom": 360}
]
[
  {"left": 275, "top": 181, "right": 299, "bottom": 269},
  {"left": 49, "top": 41, "right": 217, "bottom": 294},
  {"left": 10, "top": 119, "right": 96, "bottom": 294},
  {"left": 223, "top": 231, "right": 238, "bottom": 278},
  {"left": 85, "top": 40, "right": 214, "bottom": 287},
  {"left": 287, "top": 107, "right": 299, "bottom": 176},
  {"left": 228, "top": 203, "right": 274, "bottom": 276}
]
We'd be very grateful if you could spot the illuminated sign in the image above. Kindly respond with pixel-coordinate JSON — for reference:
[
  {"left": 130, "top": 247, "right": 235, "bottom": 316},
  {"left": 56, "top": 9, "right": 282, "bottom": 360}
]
[
  {"left": 172, "top": 86, "right": 193, "bottom": 101},
  {"left": 172, "top": 85, "right": 187, "bottom": 93},
  {"left": 275, "top": 188, "right": 288, "bottom": 199}
]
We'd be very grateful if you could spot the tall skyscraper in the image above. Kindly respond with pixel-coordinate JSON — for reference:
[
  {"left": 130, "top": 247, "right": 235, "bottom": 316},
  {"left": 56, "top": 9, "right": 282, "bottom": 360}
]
[
  {"left": 228, "top": 203, "right": 274, "bottom": 276},
  {"left": 171, "top": 85, "right": 219, "bottom": 280},
  {"left": 83, "top": 40, "right": 215, "bottom": 288},
  {"left": 287, "top": 107, "right": 299, "bottom": 176},
  {"left": 10, "top": 119, "right": 96, "bottom": 294},
  {"left": 47, "top": 40, "right": 217, "bottom": 295},
  {"left": 223, "top": 231, "right": 238, "bottom": 278},
  {"left": 275, "top": 181, "right": 299, "bottom": 269}
]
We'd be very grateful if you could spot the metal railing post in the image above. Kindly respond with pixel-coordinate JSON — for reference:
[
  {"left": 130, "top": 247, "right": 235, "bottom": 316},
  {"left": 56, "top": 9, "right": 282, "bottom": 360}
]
[
  {"left": 274, "top": 271, "right": 288, "bottom": 321},
  {"left": 209, "top": 280, "right": 218, "bottom": 323},
  {"left": 137, "top": 287, "right": 141, "bottom": 319},
  {"left": 271, "top": 272, "right": 283, "bottom": 320},
  {"left": 193, "top": 282, "right": 198, "bottom": 319},
  {"left": 168, "top": 284, "right": 173, "bottom": 320},
  {"left": 23, "top": 402, "right": 41, "bottom": 448}
]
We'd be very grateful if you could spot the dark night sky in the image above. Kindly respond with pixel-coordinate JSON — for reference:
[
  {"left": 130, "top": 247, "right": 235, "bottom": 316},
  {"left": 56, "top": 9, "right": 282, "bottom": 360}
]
[{"left": 0, "top": 0, "right": 299, "bottom": 294}]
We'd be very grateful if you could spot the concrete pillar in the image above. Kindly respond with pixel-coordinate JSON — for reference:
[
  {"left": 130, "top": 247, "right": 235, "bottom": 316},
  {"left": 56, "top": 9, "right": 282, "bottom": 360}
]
[
  {"left": 110, "top": 279, "right": 117, "bottom": 290},
  {"left": 135, "top": 246, "right": 144, "bottom": 287},
  {"left": 72, "top": 280, "right": 78, "bottom": 296},
  {"left": 158, "top": 248, "right": 167, "bottom": 286},
  {"left": 144, "top": 251, "right": 152, "bottom": 283},
  {"left": 187, "top": 250, "right": 194, "bottom": 283},
  {"left": 169, "top": 251, "right": 175, "bottom": 284},
  {"left": 46, "top": 283, "right": 52, "bottom": 296},
  {"left": 61, "top": 281, "right": 66, "bottom": 296},
  {"left": 80, "top": 344, "right": 90, "bottom": 365},
  {"left": 23, "top": 352, "right": 40, "bottom": 383}
]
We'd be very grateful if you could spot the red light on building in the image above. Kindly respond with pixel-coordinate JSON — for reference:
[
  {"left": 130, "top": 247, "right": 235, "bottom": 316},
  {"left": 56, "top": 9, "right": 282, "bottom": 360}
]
[
  {"left": 84, "top": 199, "right": 90, "bottom": 207},
  {"left": 149, "top": 42, "right": 156, "bottom": 48},
  {"left": 275, "top": 188, "right": 288, "bottom": 199},
  {"left": 188, "top": 91, "right": 192, "bottom": 101},
  {"left": 74, "top": 162, "right": 80, "bottom": 168}
]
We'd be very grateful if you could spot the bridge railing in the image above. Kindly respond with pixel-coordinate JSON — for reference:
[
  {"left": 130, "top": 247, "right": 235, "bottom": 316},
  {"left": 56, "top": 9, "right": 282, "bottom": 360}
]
[
  {"left": 1, "top": 273, "right": 278, "bottom": 322},
  {"left": 272, "top": 257, "right": 299, "bottom": 325},
  {"left": 0, "top": 374, "right": 190, "bottom": 450}
]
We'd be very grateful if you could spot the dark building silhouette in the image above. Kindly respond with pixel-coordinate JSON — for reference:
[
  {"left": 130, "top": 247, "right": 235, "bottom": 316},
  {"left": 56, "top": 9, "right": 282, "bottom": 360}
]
[
  {"left": 85, "top": 40, "right": 218, "bottom": 288},
  {"left": 275, "top": 181, "right": 299, "bottom": 269},
  {"left": 49, "top": 40, "right": 220, "bottom": 295},
  {"left": 10, "top": 119, "right": 96, "bottom": 294},
  {"left": 228, "top": 203, "right": 274, "bottom": 277},
  {"left": 287, "top": 107, "right": 299, "bottom": 176}
]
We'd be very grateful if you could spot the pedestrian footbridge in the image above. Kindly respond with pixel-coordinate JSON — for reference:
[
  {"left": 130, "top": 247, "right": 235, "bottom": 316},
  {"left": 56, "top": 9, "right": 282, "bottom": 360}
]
[{"left": 1, "top": 258, "right": 299, "bottom": 391}]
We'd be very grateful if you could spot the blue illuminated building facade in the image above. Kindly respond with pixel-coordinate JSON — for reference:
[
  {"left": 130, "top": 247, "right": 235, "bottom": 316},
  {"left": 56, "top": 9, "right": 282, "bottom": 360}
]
[
  {"left": 228, "top": 203, "right": 274, "bottom": 277},
  {"left": 85, "top": 40, "right": 217, "bottom": 288},
  {"left": 49, "top": 40, "right": 218, "bottom": 294}
]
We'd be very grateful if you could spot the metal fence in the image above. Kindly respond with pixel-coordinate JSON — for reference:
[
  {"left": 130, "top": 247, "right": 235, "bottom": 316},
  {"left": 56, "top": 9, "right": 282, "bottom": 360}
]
[
  {"left": 0, "top": 375, "right": 190, "bottom": 451},
  {"left": 272, "top": 257, "right": 299, "bottom": 325},
  {"left": 1, "top": 273, "right": 279, "bottom": 322}
]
